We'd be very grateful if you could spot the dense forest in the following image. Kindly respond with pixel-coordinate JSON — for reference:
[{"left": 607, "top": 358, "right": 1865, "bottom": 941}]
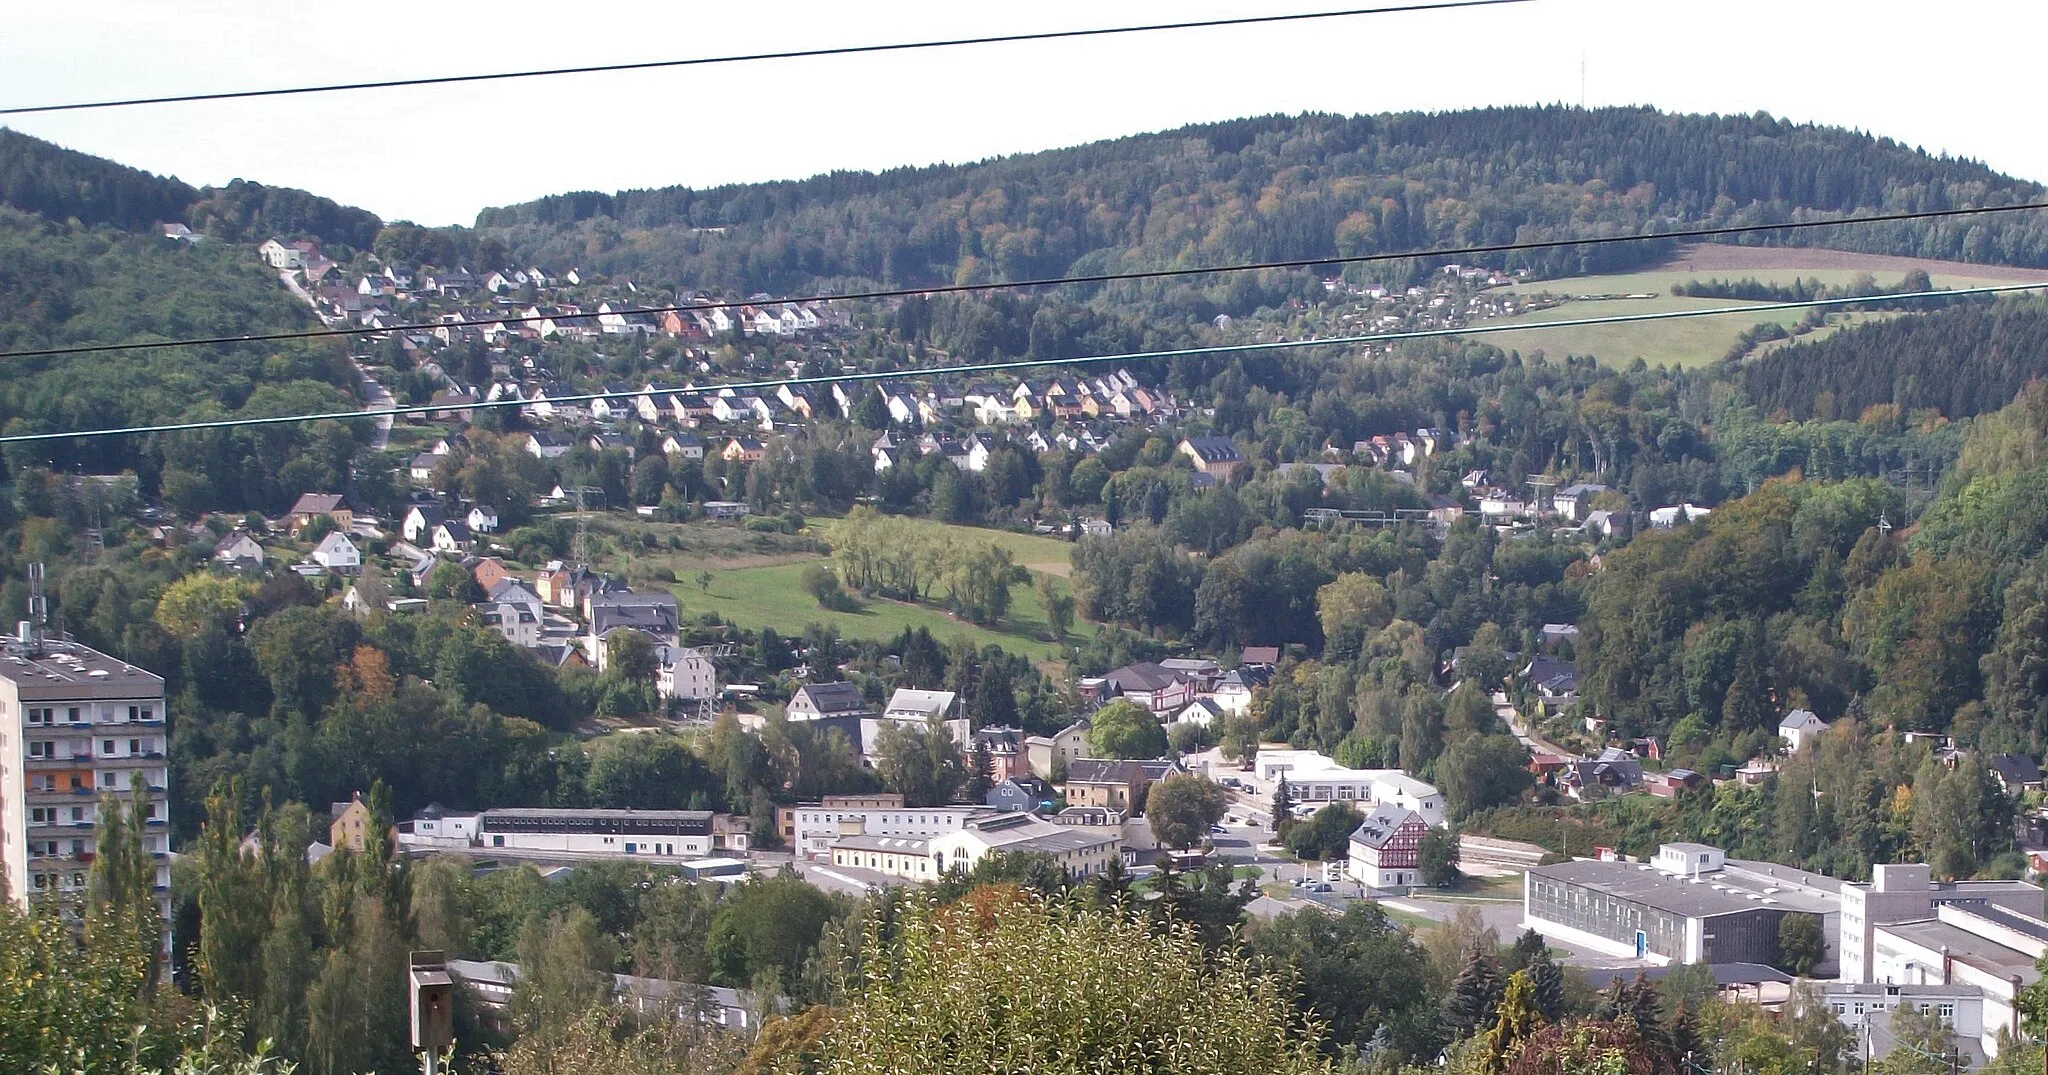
[
  {"left": 474, "top": 107, "right": 2048, "bottom": 295},
  {"left": 0, "top": 128, "right": 382, "bottom": 248},
  {"left": 1741, "top": 301, "right": 2048, "bottom": 422}
]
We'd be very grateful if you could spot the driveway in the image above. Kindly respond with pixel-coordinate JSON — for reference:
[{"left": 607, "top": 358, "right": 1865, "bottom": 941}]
[{"left": 353, "top": 359, "right": 396, "bottom": 451}]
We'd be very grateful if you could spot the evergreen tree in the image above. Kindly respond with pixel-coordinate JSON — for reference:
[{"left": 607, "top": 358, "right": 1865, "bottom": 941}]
[
  {"left": 1442, "top": 941, "right": 1503, "bottom": 1041},
  {"left": 967, "top": 741, "right": 996, "bottom": 802},
  {"left": 1272, "top": 775, "right": 1295, "bottom": 836}
]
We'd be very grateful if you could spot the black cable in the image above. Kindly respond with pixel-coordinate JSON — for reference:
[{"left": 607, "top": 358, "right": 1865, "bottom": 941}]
[
  {"left": 5, "top": 280, "right": 2039, "bottom": 445},
  {"left": 0, "top": 1, "right": 1530, "bottom": 116},
  {"left": 7, "top": 200, "right": 2042, "bottom": 361}
]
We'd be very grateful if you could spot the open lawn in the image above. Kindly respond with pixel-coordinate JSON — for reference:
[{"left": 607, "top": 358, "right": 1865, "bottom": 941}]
[
  {"left": 674, "top": 556, "right": 1083, "bottom": 662},
  {"left": 1473, "top": 246, "right": 2035, "bottom": 367}
]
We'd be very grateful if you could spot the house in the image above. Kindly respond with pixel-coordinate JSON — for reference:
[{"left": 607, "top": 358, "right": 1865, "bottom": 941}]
[
  {"left": 310, "top": 532, "right": 361, "bottom": 574},
  {"left": 987, "top": 776, "right": 1054, "bottom": 813},
  {"left": 1212, "top": 664, "right": 1273, "bottom": 715},
  {"left": 1561, "top": 747, "right": 1644, "bottom": 799},
  {"left": 658, "top": 647, "right": 719, "bottom": 703},
  {"left": 329, "top": 793, "right": 378, "bottom": 852},
  {"left": 1990, "top": 754, "right": 2044, "bottom": 794},
  {"left": 1062, "top": 759, "right": 1183, "bottom": 813},
  {"left": 1175, "top": 698, "right": 1226, "bottom": 727},
  {"left": 1346, "top": 803, "right": 1429, "bottom": 889},
  {"left": 1157, "top": 658, "right": 1222, "bottom": 694},
  {"left": 402, "top": 505, "right": 446, "bottom": 544},
  {"left": 211, "top": 530, "right": 265, "bottom": 571},
  {"left": 1240, "top": 646, "right": 1281, "bottom": 667},
  {"left": 883, "top": 689, "right": 958, "bottom": 722},
  {"left": 525, "top": 431, "right": 571, "bottom": 459},
  {"left": 662, "top": 433, "right": 706, "bottom": 460},
  {"left": 1553, "top": 483, "right": 1609, "bottom": 521},
  {"left": 286, "top": 493, "right": 353, "bottom": 534},
  {"left": 409, "top": 452, "right": 442, "bottom": 485},
  {"left": 467, "top": 505, "right": 501, "bottom": 534},
  {"left": 476, "top": 601, "right": 540, "bottom": 648},
  {"left": 722, "top": 437, "right": 766, "bottom": 463},
  {"left": 787, "top": 681, "right": 870, "bottom": 720},
  {"left": 430, "top": 521, "right": 473, "bottom": 554},
  {"left": 971, "top": 726, "right": 1026, "bottom": 784},
  {"left": 1025, "top": 720, "right": 1090, "bottom": 780},
  {"left": 1177, "top": 436, "right": 1243, "bottom": 480},
  {"left": 535, "top": 561, "right": 593, "bottom": 609},
  {"left": 1779, "top": 710, "right": 1828, "bottom": 753},
  {"left": 1088, "top": 662, "right": 1196, "bottom": 715},
  {"left": 258, "top": 238, "right": 304, "bottom": 270},
  {"left": 587, "top": 593, "right": 682, "bottom": 672}
]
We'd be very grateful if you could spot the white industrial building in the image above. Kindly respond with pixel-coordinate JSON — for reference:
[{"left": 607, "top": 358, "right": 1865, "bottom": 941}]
[
  {"left": 446, "top": 807, "right": 714, "bottom": 858},
  {"left": 1248, "top": 749, "right": 1447, "bottom": 826},
  {"left": 789, "top": 802, "right": 993, "bottom": 859}
]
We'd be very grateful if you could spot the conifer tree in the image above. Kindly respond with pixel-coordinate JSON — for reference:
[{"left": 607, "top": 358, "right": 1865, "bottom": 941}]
[{"left": 1442, "top": 941, "right": 1503, "bottom": 1041}]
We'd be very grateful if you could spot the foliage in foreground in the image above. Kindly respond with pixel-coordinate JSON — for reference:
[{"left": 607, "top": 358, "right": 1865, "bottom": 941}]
[{"left": 748, "top": 887, "right": 1333, "bottom": 1075}]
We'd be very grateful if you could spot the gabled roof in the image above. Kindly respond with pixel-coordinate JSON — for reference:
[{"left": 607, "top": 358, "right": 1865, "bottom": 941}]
[
  {"left": 290, "top": 492, "right": 347, "bottom": 515},
  {"left": 1778, "top": 709, "right": 1827, "bottom": 733},
  {"left": 313, "top": 531, "right": 357, "bottom": 556},
  {"left": 792, "top": 681, "right": 867, "bottom": 715},
  {"left": 1349, "top": 802, "right": 1423, "bottom": 850},
  {"left": 1992, "top": 753, "right": 2043, "bottom": 786},
  {"left": 1240, "top": 646, "right": 1281, "bottom": 666},
  {"left": 1180, "top": 435, "right": 1242, "bottom": 464},
  {"left": 1102, "top": 661, "right": 1183, "bottom": 693}
]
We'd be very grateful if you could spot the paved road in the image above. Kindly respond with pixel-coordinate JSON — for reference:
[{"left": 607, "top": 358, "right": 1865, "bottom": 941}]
[
  {"left": 1496, "top": 692, "right": 1576, "bottom": 759},
  {"left": 354, "top": 359, "right": 395, "bottom": 451}
]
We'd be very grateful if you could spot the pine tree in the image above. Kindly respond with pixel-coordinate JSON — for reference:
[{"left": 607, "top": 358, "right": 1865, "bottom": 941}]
[
  {"left": 1529, "top": 951, "right": 1566, "bottom": 1022},
  {"left": 1505, "top": 927, "right": 1547, "bottom": 972},
  {"left": 967, "top": 741, "right": 996, "bottom": 802},
  {"left": 1272, "top": 775, "right": 1295, "bottom": 836},
  {"left": 1442, "top": 941, "right": 1503, "bottom": 1041}
]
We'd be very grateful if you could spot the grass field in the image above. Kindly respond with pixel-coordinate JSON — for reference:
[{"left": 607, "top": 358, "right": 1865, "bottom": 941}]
[
  {"left": 1474, "top": 251, "right": 2030, "bottom": 367},
  {"left": 664, "top": 518, "right": 1086, "bottom": 661}
]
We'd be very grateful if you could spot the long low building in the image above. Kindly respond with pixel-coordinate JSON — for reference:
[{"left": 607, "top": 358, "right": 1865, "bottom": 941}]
[
  {"left": 449, "top": 958, "right": 765, "bottom": 1032},
  {"left": 831, "top": 813, "right": 1121, "bottom": 881},
  {"left": 1522, "top": 843, "right": 1839, "bottom": 971},
  {"left": 477, "top": 808, "right": 714, "bottom": 858},
  {"left": 1249, "top": 749, "right": 1448, "bottom": 826},
  {"left": 789, "top": 800, "right": 993, "bottom": 858}
]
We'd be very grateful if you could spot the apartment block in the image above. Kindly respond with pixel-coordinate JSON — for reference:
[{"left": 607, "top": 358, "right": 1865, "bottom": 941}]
[{"left": 0, "top": 630, "right": 170, "bottom": 947}]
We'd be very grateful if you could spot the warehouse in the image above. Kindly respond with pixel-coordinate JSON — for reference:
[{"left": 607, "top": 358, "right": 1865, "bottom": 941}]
[{"left": 1523, "top": 843, "right": 1838, "bottom": 968}]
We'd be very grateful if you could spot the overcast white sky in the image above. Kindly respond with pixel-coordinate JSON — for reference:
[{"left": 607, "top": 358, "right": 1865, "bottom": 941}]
[{"left": 3, "top": 0, "right": 2043, "bottom": 227}]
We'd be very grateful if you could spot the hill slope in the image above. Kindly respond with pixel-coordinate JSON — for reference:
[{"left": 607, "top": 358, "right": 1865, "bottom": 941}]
[{"left": 475, "top": 107, "right": 2048, "bottom": 294}]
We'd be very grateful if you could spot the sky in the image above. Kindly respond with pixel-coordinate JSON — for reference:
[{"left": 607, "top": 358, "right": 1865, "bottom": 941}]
[{"left": 4, "top": 0, "right": 2045, "bottom": 227}]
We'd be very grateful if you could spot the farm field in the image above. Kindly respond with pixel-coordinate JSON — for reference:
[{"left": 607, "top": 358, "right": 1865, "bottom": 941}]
[{"left": 1471, "top": 245, "right": 2036, "bottom": 367}]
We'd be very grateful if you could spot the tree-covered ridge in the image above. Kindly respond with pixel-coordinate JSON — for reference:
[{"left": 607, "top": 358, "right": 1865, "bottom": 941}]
[
  {"left": 1740, "top": 300, "right": 2048, "bottom": 423},
  {"left": 0, "top": 208, "right": 362, "bottom": 496},
  {"left": 476, "top": 107, "right": 2048, "bottom": 295},
  {"left": 0, "top": 128, "right": 382, "bottom": 248}
]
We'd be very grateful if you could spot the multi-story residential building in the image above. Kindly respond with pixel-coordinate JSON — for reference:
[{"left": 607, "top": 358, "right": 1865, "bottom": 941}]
[{"left": 0, "top": 627, "right": 170, "bottom": 950}]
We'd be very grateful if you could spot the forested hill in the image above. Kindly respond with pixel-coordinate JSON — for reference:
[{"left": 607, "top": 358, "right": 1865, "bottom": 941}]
[
  {"left": 0, "top": 128, "right": 382, "bottom": 249},
  {"left": 1742, "top": 301, "right": 2048, "bottom": 423},
  {"left": 474, "top": 107, "right": 2048, "bottom": 293}
]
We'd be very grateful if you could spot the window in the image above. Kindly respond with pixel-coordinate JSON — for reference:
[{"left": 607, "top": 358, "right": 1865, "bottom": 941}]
[
  {"left": 70, "top": 807, "right": 83, "bottom": 822},
  {"left": 71, "top": 839, "right": 85, "bottom": 856},
  {"left": 129, "top": 739, "right": 142, "bottom": 755},
  {"left": 101, "top": 740, "right": 115, "bottom": 756},
  {"left": 1940, "top": 1003, "right": 1955, "bottom": 1021},
  {"left": 66, "top": 707, "right": 81, "bottom": 723},
  {"left": 28, "top": 741, "right": 50, "bottom": 758}
]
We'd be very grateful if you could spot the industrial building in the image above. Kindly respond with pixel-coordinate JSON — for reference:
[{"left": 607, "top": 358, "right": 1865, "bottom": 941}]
[
  {"left": 1521, "top": 843, "right": 1840, "bottom": 971},
  {"left": 1248, "top": 749, "right": 1447, "bottom": 826},
  {"left": 0, "top": 616, "right": 171, "bottom": 952},
  {"left": 474, "top": 808, "right": 714, "bottom": 858}
]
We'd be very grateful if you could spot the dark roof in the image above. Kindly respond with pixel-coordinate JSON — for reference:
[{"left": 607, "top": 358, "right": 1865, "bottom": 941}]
[
  {"left": 1181, "top": 436, "right": 1242, "bottom": 464},
  {"left": 1993, "top": 753, "right": 2044, "bottom": 786},
  {"left": 1240, "top": 646, "right": 1281, "bottom": 666},
  {"left": 1634, "top": 963, "right": 1793, "bottom": 987},
  {"left": 1103, "top": 661, "right": 1183, "bottom": 693},
  {"left": 1349, "top": 802, "right": 1423, "bottom": 850},
  {"left": 290, "top": 492, "right": 347, "bottom": 515},
  {"left": 1065, "top": 758, "right": 1180, "bottom": 785},
  {"left": 793, "top": 681, "right": 868, "bottom": 715},
  {"left": 1528, "top": 860, "right": 1792, "bottom": 919}
]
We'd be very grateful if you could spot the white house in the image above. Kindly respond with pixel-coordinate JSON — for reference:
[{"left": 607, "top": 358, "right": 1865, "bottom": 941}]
[
  {"left": 1251, "top": 750, "right": 1448, "bottom": 826},
  {"left": 310, "top": 532, "right": 361, "bottom": 574},
  {"left": 1779, "top": 710, "right": 1828, "bottom": 753},
  {"left": 1346, "top": 803, "right": 1429, "bottom": 889},
  {"left": 467, "top": 505, "right": 501, "bottom": 533},
  {"left": 1650, "top": 503, "right": 1713, "bottom": 528},
  {"left": 258, "top": 238, "right": 303, "bottom": 269},
  {"left": 658, "top": 647, "right": 719, "bottom": 702},
  {"left": 476, "top": 602, "right": 540, "bottom": 648}
]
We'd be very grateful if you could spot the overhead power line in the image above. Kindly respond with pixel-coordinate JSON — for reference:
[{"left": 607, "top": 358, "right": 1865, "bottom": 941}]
[
  {"left": 8, "top": 201, "right": 2045, "bottom": 361},
  {"left": 5, "top": 280, "right": 2042, "bottom": 446},
  {"left": 0, "top": 1, "right": 1529, "bottom": 116}
]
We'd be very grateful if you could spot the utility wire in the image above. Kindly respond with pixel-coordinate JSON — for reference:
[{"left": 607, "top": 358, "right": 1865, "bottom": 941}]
[
  {"left": 0, "top": 1, "right": 1529, "bottom": 116},
  {"left": 5, "top": 280, "right": 2041, "bottom": 446},
  {"left": 7, "top": 201, "right": 2045, "bottom": 361}
]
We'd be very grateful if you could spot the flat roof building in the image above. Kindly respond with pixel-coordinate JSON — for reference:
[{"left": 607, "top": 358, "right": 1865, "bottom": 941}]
[
  {"left": 0, "top": 630, "right": 170, "bottom": 951},
  {"left": 1522, "top": 843, "right": 1840, "bottom": 972}
]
